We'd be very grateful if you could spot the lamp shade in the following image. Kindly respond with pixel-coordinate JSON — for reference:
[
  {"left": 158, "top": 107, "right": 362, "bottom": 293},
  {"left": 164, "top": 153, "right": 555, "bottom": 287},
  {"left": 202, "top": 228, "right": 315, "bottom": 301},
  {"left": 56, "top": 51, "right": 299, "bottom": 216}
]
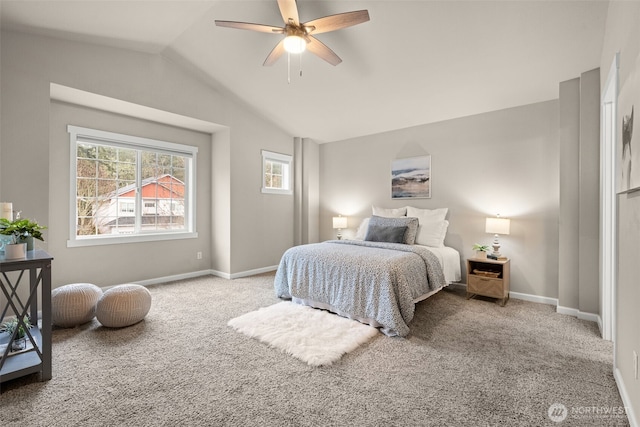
[
  {"left": 332, "top": 216, "right": 348, "bottom": 229},
  {"left": 0, "top": 202, "right": 12, "bottom": 221},
  {"left": 485, "top": 217, "right": 510, "bottom": 235}
]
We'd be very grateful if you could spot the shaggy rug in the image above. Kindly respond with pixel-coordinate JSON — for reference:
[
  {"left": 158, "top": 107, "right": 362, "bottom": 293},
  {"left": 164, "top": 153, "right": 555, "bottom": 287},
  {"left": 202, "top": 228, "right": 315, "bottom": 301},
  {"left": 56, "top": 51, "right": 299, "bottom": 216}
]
[{"left": 228, "top": 301, "right": 379, "bottom": 366}]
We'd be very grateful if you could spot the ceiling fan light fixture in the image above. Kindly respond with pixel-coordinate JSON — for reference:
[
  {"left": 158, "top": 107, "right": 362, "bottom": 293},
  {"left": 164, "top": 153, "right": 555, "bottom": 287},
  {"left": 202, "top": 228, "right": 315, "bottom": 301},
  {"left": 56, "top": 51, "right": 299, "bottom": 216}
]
[
  {"left": 283, "top": 35, "right": 306, "bottom": 54},
  {"left": 215, "top": 0, "right": 369, "bottom": 66}
]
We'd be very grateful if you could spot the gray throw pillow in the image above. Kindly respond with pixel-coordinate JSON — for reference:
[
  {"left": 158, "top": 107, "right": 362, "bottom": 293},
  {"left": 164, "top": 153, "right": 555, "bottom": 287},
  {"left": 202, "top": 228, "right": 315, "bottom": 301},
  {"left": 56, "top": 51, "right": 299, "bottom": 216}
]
[
  {"left": 364, "top": 225, "right": 408, "bottom": 243},
  {"left": 367, "top": 215, "right": 419, "bottom": 244}
]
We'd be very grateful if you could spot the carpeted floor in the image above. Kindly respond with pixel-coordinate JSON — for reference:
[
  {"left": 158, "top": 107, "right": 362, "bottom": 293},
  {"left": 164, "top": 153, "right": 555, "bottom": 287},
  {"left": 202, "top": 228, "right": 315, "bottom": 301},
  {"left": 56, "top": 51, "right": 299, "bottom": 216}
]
[{"left": 0, "top": 273, "right": 629, "bottom": 426}]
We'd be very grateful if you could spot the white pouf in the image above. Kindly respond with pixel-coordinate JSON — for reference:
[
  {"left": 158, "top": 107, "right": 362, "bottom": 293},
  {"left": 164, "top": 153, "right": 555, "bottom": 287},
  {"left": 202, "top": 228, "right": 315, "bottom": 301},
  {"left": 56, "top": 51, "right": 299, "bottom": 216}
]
[
  {"left": 52, "top": 283, "right": 103, "bottom": 328},
  {"left": 96, "top": 284, "right": 152, "bottom": 328}
]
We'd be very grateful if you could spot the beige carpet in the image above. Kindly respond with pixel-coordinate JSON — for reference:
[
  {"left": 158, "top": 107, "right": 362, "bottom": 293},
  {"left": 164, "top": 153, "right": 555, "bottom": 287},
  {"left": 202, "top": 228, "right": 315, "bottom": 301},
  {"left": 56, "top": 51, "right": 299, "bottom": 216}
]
[{"left": 0, "top": 273, "right": 629, "bottom": 426}]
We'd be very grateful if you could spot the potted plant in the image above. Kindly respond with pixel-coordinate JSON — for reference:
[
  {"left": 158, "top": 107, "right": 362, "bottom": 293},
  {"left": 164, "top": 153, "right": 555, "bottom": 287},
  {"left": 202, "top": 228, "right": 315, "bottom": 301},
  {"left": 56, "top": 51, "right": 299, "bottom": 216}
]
[
  {"left": 0, "top": 217, "right": 46, "bottom": 255},
  {"left": 0, "top": 219, "right": 27, "bottom": 259},
  {"left": 1, "top": 316, "right": 32, "bottom": 351},
  {"left": 472, "top": 243, "right": 490, "bottom": 259}
]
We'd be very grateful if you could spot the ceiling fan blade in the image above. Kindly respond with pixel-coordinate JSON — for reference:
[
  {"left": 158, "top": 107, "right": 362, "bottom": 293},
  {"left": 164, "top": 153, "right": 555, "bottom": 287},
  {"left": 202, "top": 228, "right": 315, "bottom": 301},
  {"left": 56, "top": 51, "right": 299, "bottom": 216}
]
[
  {"left": 215, "top": 20, "right": 284, "bottom": 34},
  {"left": 277, "top": 0, "right": 300, "bottom": 26},
  {"left": 306, "top": 36, "right": 342, "bottom": 66},
  {"left": 263, "top": 40, "right": 286, "bottom": 66},
  {"left": 303, "top": 10, "right": 370, "bottom": 35}
]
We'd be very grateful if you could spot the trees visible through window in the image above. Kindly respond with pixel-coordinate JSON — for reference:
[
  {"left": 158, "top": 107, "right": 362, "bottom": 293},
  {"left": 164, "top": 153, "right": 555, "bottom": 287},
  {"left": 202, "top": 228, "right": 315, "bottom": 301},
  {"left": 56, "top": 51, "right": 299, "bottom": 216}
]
[
  {"left": 68, "top": 126, "right": 197, "bottom": 245},
  {"left": 261, "top": 150, "right": 292, "bottom": 195},
  {"left": 265, "top": 159, "right": 284, "bottom": 188}
]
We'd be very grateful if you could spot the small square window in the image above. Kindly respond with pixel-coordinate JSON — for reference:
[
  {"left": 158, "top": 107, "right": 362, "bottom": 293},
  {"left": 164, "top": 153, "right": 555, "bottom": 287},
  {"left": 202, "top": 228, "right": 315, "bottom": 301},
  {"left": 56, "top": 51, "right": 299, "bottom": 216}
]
[{"left": 261, "top": 150, "right": 292, "bottom": 195}]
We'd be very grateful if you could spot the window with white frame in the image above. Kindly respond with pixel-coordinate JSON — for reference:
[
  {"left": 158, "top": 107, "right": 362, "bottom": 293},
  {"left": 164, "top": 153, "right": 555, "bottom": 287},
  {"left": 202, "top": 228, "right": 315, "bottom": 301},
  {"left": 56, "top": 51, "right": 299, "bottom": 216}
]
[
  {"left": 262, "top": 150, "right": 293, "bottom": 195},
  {"left": 68, "top": 125, "right": 198, "bottom": 246}
]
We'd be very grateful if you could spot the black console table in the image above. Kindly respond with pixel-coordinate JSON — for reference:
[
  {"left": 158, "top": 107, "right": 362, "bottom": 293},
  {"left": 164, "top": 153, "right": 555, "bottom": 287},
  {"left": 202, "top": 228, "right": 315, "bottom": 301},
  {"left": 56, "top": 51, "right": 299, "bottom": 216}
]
[{"left": 0, "top": 250, "right": 53, "bottom": 383}]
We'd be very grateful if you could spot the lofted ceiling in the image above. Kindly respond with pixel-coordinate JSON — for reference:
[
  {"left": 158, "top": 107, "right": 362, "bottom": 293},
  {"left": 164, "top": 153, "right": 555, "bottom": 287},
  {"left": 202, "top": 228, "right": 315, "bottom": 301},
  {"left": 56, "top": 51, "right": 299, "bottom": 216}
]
[{"left": 0, "top": 0, "right": 609, "bottom": 143}]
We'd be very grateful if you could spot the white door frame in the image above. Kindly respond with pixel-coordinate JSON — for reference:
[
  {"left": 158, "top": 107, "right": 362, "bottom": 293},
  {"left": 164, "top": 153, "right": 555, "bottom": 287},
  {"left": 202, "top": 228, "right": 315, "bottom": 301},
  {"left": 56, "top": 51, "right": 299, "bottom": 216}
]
[{"left": 600, "top": 53, "right": 619, "bottom": 344}]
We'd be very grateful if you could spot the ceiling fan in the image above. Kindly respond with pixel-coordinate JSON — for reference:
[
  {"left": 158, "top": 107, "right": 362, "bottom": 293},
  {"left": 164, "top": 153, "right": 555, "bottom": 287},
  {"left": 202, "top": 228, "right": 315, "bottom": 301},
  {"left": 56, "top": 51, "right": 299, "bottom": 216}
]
[{"left": 215, "top": 0, "right": 370, "bottom": 67}]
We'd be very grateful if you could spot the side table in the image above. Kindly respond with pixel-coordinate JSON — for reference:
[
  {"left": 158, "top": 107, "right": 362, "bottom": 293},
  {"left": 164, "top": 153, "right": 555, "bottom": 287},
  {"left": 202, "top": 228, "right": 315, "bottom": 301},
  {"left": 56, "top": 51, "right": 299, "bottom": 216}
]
[
  {"left": 466, "top": 257, "right": 510, "bottom": 306},
  {"left": 0, "top": 250, "right": 54, "bottom": 383}
]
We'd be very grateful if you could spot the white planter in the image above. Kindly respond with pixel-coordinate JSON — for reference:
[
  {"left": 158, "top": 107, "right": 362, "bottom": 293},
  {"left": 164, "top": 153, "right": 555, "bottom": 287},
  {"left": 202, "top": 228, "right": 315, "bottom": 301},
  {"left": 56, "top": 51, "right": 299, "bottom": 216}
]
[
  {"left": 475, "top": 251, "right": 487, "bottom": 259},
  {"left": 5, "top": 243, "right": 27, "bottom": 259}
]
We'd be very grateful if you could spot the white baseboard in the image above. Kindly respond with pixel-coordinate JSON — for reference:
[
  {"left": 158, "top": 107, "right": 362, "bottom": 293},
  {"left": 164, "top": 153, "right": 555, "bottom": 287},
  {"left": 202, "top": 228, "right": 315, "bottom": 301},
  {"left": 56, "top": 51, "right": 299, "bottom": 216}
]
[
  {"left": 210, "top": 269, "right": 231, "bottom": 280},
  {"left": 229, "top": 265, "right": 278, "bottom": 279},
  {"left": 109, "top": 269, "right": 214, "bottom": 289},
  {"left": 452, "top": 283, "right": 558, "bottom": 306},
  {"left": 123, "top": 265, "right": 279, "bottom": 284},
  {"left": 449, "top": 283, "right": 558, "bottom": 306},
  {"left": 556, "top": 305, "right": 599, "bottom": 323},
  {"left": 211, "top": 265, "right": 278, "bottom": 280},
  {"left": 510, "top": 291, "right": 558, "bottom": 306},
  {"left": 455, "top": 283, "right": 598, "bottom": 323},
  {"left": 614, "top": 367, "right": 639, "bottom": 427}
]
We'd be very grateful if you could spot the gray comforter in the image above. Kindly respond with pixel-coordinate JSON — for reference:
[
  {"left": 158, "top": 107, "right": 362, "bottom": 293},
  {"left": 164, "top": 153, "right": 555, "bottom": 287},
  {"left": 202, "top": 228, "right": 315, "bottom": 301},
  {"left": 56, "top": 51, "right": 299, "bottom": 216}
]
[{"left": 274, "top": 240, "right": 447, "bottom": 337}]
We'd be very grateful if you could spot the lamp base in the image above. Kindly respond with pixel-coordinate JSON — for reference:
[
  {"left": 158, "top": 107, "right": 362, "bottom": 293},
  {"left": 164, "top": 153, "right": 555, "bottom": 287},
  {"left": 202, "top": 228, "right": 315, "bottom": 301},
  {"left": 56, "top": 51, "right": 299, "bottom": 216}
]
[{"left": 491, "top": 235, "right": 502, "bottom": 258}]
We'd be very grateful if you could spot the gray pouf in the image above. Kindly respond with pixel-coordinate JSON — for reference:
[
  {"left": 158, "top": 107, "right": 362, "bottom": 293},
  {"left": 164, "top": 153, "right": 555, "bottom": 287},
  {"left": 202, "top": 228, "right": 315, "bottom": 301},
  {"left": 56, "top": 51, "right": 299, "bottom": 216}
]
[
  {"left": 51, "top": 283, "right": 103, "bottom": 328},
  {"left": 96, "top": 284, "right": 152, "bottom": 328}
]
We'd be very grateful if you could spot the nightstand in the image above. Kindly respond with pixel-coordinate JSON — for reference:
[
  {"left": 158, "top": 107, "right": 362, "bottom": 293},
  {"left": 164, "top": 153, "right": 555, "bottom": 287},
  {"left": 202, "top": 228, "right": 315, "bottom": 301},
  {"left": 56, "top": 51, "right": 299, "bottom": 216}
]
[{"left": 466, "top": 258, "right": 510, "bottom": 306}]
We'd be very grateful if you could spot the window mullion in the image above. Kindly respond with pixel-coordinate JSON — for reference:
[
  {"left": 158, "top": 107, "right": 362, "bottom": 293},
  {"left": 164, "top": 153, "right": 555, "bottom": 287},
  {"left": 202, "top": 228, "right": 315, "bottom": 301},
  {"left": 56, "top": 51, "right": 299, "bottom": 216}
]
[
  {"left": 135, "top": 150, "right": 142, "bottom": 234},
  {"left": 184, "top": 159, "right": 191, "bottom": 231}
]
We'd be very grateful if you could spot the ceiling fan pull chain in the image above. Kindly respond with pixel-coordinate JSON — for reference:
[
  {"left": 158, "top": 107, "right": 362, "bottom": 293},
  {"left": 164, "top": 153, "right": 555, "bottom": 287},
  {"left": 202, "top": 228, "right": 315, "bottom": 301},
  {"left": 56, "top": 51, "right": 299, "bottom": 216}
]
[{"left": 299, "top": 52, "right": 303, "bottom": 78}]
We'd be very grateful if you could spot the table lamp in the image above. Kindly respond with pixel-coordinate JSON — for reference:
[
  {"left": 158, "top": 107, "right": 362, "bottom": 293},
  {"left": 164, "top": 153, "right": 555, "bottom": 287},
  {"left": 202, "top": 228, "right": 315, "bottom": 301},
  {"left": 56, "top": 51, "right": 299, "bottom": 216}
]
[
  {"left": 485, "top": 215, "right": 510, "bottom": 258},
  {"left": 332, "top": 215, "right": 348, "bottom": 240}
]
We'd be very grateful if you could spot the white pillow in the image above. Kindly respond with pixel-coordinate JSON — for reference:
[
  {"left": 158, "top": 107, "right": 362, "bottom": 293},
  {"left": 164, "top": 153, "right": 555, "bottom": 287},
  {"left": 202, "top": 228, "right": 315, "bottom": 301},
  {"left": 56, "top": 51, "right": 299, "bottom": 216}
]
[
  {"left": 372, "top": 206, "right": 407, "bottom": 218},
  {"left": 406, "top": 206, "right": 449, "bottom": 247},
  {"left": 354, "top": 218, "right": 370, "bottom": 240},
  {"left": 406, "top": 206, "right": 448, "bottom": 221},
  {"left": 415, "top": 220, "right": 449, "bottom": 247}
]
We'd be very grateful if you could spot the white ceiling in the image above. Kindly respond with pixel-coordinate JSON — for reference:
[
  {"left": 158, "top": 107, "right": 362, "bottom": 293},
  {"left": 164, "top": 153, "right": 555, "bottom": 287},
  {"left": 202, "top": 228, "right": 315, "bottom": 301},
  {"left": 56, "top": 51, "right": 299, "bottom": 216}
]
[{"left": 0, "top": 0, "right": 609, "bottom": 143}]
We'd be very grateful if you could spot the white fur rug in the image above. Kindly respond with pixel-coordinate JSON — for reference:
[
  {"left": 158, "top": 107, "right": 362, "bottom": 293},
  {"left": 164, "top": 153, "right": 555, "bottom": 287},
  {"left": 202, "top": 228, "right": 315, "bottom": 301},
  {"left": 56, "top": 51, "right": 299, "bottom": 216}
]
[{"left": 228, "top": 301, "right": 379, "bottom": 366}]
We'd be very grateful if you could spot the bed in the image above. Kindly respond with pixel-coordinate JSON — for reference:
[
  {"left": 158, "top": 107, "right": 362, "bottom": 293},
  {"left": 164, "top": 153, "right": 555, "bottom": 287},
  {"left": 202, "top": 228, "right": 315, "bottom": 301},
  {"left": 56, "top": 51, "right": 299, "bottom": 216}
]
[{"left": 274, "top": 208, "right": 461, "bottom": 336}]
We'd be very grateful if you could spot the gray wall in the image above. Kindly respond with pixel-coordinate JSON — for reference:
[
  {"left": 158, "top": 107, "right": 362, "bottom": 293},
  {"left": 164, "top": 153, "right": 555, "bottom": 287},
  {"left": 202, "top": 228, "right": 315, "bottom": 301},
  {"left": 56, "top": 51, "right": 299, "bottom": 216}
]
[
  {"left": 294, "top": 137, "right": 320, "bottom": 246},
  {"left": 600, "top": 0, "right": 640, "bottom": 421},
  {"left": 558, "top": 78, "right": 580, "bottom": 309},
  {"left": 0, "top": 30, "right": 294, "bottom": 285},
  {"left": 319, "top": 101, "right": 560, "bottom": 298},
  {"left": 558, "top": 69, "right": 601, "bottom": 315},
  {"left": 578, "top": 69, "right": 601, "bottom": 315}
]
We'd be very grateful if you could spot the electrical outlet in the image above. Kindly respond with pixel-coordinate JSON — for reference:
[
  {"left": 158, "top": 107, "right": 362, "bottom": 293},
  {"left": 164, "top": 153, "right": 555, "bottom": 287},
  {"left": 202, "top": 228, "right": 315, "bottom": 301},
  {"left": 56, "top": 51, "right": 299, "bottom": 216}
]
[
  {"left": 196, "top": 251, "right": 202, "bottom": 260},
  {"left": 634, "top": 351, "right": 638, "bottom": 380}
]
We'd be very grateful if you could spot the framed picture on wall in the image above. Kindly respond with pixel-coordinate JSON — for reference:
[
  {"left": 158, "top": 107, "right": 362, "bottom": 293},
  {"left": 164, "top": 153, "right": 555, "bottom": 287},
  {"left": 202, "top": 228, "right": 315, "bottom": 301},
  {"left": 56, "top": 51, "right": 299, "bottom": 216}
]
[
  {"left": 617, "top": 51, "right": 640, "bottom": 193},
  {"left": 391, "top": 155, "right": 431, "bottom": 199}
]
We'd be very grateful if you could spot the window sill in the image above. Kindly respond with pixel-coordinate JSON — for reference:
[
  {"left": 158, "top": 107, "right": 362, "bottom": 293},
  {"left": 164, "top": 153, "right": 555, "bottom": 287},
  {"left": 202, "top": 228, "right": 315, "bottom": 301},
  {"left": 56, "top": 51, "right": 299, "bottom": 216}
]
[
  {"left": 261, "top": 188, "right": 293, "bottom": 195},
  {"left": 67, "top": 232, "right": 198, "bottom": 248}
]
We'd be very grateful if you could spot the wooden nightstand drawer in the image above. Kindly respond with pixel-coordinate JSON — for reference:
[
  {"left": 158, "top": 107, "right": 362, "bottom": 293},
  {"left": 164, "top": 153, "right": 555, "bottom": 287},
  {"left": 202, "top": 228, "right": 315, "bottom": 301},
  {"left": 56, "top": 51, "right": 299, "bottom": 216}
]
[{"left": 468, "top": 275, "right": 505, "bottom": 298}]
